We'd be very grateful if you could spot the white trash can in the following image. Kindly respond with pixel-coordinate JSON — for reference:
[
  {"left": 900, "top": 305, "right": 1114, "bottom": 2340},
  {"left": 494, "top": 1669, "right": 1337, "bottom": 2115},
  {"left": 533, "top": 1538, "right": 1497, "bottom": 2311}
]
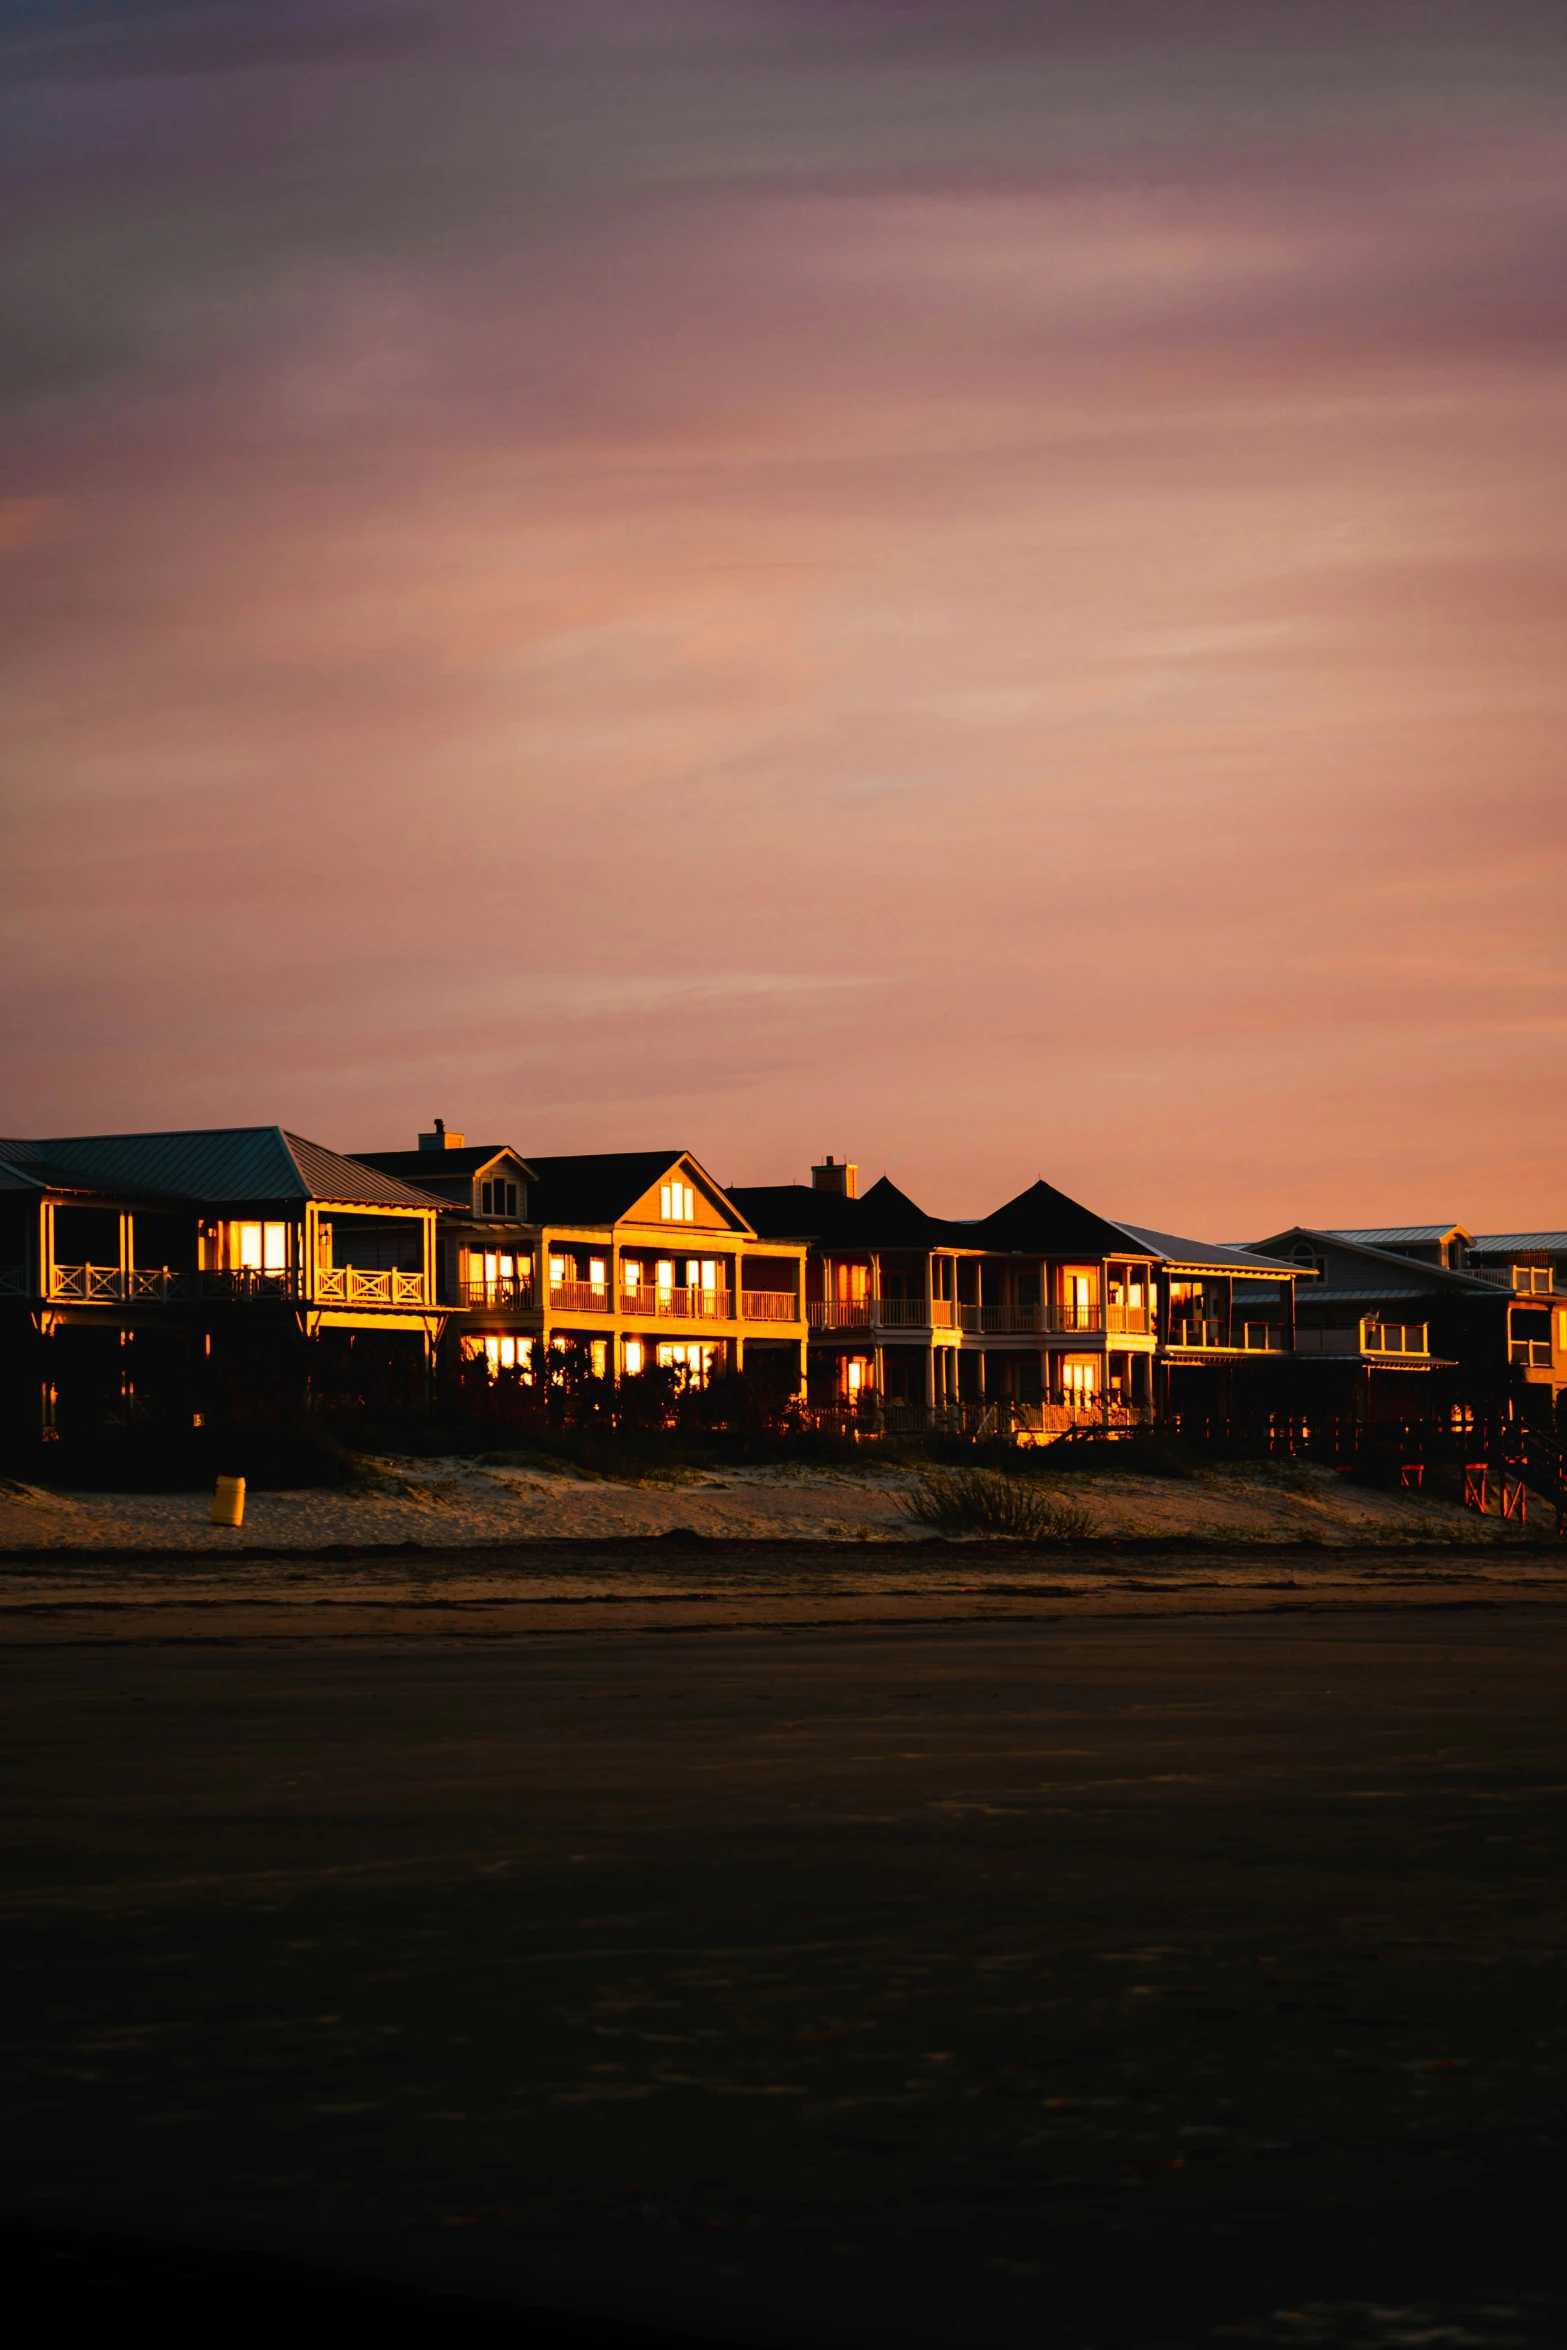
[{"left": 211, "top": 1474, "right": 246, "bottom": 1527}]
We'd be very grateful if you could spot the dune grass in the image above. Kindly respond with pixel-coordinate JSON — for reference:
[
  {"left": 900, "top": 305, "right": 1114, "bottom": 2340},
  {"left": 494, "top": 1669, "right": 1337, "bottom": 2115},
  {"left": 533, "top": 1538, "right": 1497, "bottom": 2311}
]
[{"left": 898, "top": 1468, "right": 1097, "bottom": 1541}]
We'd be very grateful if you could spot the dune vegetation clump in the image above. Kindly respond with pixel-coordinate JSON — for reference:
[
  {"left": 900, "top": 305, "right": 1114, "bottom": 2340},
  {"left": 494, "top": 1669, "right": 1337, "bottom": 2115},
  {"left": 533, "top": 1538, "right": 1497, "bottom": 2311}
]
[{"left": 899, "top": 1468, "right": 1096, "bottom": 1541}]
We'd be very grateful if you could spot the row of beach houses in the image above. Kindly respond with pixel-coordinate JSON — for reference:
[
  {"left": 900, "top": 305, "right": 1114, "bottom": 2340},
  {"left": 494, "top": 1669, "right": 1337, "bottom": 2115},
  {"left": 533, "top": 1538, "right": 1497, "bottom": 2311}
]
[{"left": 2, "top": 1120, "right": 1564, "bottom": 1442}]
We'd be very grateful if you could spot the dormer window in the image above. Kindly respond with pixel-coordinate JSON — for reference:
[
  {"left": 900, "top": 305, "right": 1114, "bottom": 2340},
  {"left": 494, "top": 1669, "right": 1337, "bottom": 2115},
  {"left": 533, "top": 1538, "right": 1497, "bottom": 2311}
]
[
  {"left": 479, "top": 1179, "right": 519, "bottom": 1219},
  {"left": 660, "top": 1181, "right": 696, "bottom": 1222}
]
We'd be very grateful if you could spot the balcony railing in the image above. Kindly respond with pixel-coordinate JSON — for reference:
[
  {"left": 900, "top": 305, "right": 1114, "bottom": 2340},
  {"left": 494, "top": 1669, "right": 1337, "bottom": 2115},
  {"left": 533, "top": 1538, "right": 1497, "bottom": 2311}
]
[
  {"left": 551, "top": 1280, "right": 613, "bottom": 1313},
  {"left": 1510, "top": 1339, "right": 1553, "bottom": 1369},
  {"left": 808, "top": 1299, "right": 873, "bottom": 1329},
  {"left": 871, "top": 1295, "right": 929, "bottom": 1328},
  {"left": 1167, "top": 1318, "right": 1226, "bottom": 1348},
  {"left": 613, "top": 1286, "right": 735, "bottom": 1321},
  {"left": 463, "top": 1277, "right": 535, "bottom": 1309},
  {"left": 50, "top": 1263, "right": 130, "bottom": 1301},
  {"left": 1242, "top": 1323, "right": 1283, "bottom": 1351},
  {"left": 315, "top": 1267, "right": 427, "bottom": 1306},
  {"left": 1363, "top": 1321, "right": 1428, "bottom": 1356},
  {"left": 1471, "top": 1266, "right": 1558, "bottom": 1293},
  {"left": 1105, "top": 1304, "right": 1152, "bottom": 1335},
  {"left": 0, "top": 1264, "right": 26, "bottom": 1298},
  {"left": 741, "top": 1290, "right": 798, "bottom": 1321},
  {"left": 202, "top": 1267, "right": 302, "bottom": 1301}
]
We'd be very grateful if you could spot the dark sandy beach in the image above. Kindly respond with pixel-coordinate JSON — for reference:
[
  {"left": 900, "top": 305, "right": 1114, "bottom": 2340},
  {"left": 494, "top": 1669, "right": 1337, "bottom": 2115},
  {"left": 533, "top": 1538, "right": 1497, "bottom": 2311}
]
[{"left": 3, "top": 1552, "right": 1564, "bottom": 2345}]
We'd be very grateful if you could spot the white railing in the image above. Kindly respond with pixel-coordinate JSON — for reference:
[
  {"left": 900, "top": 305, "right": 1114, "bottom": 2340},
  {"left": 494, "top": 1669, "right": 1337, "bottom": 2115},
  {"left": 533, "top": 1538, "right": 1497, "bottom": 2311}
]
[
  {"left": 315, "top": 1267, "right": 426, "bottom": 1306},
  {"left": 741, "top": 1291, "right": 797, "bottom": 1321},
  {"left": 618, "top": 1286, "right": 733, "bottom": 1321},
  {"left": 1362, "top": 1321, "right": 1428, "bottom": 1356},
  {"left": 0, "top": 1264, "right": 26, "bottom": 1297},
  {"left": 1167, "top": 1318, "right": 1226, "bottom": 1348},
  {"left": 552, "top": 1280, "right": 613, "bottom": 1312},
  {"left": 1106, "top": 1304, "right": 1152, "bottom": 1335},
  {"left": 1469, "top": 1266, "right": 1557, "bottom": 1293},
  {"left": 203, "top": 1267, "right": 301, "bottom": 1301},
  {"left": 463, "top": 1277, "right": 535, "bottom": 1308},
  {"left": 1046, "top": 1303, "right": 1104, "bottom": 1334},
  {"left": 50, "top": 1263, "right": 128, "bottom": 1301},
  {"left": 809, "top": 1299, "right": 873, "bottom": 1329}
]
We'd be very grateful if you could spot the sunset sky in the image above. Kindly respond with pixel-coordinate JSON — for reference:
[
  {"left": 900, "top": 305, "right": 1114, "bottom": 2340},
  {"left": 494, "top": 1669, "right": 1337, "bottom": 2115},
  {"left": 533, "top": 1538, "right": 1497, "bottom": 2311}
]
[{"left": 3, "top": 0, "right": 1564, "bottom": 1235}]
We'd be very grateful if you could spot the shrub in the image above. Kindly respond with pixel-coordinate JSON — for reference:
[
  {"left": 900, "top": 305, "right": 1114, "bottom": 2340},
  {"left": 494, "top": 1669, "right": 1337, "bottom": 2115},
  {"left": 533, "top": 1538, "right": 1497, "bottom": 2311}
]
[{"left": 898, "top": 1469, "right": 1096, "bottom": 1540}]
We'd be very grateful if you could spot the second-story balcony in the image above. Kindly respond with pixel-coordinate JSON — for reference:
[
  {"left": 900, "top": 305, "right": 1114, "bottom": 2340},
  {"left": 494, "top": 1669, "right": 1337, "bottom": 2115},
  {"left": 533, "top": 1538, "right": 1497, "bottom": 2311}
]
[
  {"left": 315, "top": 1267, "right": 428, "bottom": 1306},
  {"left": 1509, "top": 1338, "right": 1553, "bottom": 1369},
  {"left": 463, "top": 1276, "right": 536, "bottom": 1310},
  {"left": 740, "top": 1291, "right": 799, "bottom": 1322},
  {"left": 48, "top": 1264, "right": 304, "bottom": 1304}
]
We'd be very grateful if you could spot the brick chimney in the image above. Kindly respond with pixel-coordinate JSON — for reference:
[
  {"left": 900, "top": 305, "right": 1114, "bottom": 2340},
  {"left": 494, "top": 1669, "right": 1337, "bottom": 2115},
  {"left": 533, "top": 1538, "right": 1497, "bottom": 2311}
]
[
  {"left": 812, "top": 1154, "right": 857, "bottom": 1198},
  {"left": 418, "top": 1118, "right": 466, "bottom": 1151}
]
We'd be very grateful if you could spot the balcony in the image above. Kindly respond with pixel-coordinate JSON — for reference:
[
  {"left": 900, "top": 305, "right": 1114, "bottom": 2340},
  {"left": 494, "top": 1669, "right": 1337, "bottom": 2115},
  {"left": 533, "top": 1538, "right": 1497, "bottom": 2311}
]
[
  {"left": 613, "top": 1285, "right": 735, "bottom": 1321},
  {"left": 1242, "top": 1323, "right": 1283, "bottom": 1351},
  {"left": 315, "top": 1267, "right": 427, "bottom": 1306},
  {"left": 741, "top": 1291, "right": 798, "bottom": 1322},
  {"left": 1046, "top": 1303, "right": 1104, "bottom": 1335},
  {"left": 552, "top": 1280, "right": 613, "bottom": 1314},
  {"left": 1106, "top": 1304, "right": 1152, "bottom": 1335},
  {"left": 50, "top": 1263, "right": 131, "bottom": 1301},
  {"left": 1510, "top": 1339, "right": 1553, "bottom": 1369},
  {"left": 202, "top": 1267, "right": 302, "bottom": 1302},
  {"left": 1471, "top": 1266, "right": 1558, "bottom": 1293},
  {"left": 1363, "top": 1321, "right": 1428, "bottom": 1356},
  {"left": 959, "top": 1302, "right": 1041, "bottom": 1334},
  {"left": 0, "top": 1265, "right": 26, "bottom": 1298},
  {"left": 51, "top": 1264, "right": 203, "bottom": 1303},
  {"left": 809, "top": 1299, "right": 873, "bottom": 1330},
  {"left": 1167, "top": 1318, "right": 1225, "bottom": 1349},
  {"left": 463, "top": 1277, "right": 536, "bottom": 1309}
]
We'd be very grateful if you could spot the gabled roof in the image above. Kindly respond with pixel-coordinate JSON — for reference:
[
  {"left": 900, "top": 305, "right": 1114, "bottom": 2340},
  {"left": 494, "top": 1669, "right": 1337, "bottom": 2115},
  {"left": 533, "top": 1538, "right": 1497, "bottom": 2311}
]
[
  {"left": 1251, "top": 1226, "right": 1500, "bottom": 1294},
  {"left": 353, "top": 1145, "right": 535, "bottom": 1183},
  {"left": 980, "top": 1178, "right": 1157, "bottom": 1260},
  {"left": 1327, "top": 1224, "right": 1469, "bottom": 1248},
  {"left": 727, "top": 1182, "right": 873, "bottom": 1243},
  {"left": 1468, "top": 1231, "right": 1567, "bottom": 1255},
  {"left": 1113, "top": 1222, "right": 1296, "bottom": 1276},
  {"left": 527, "top": 1150, "right": 749, "bottom": 1232},
  {"left": 7, "top": 1128, "right": 441, "bottom": 1209}
]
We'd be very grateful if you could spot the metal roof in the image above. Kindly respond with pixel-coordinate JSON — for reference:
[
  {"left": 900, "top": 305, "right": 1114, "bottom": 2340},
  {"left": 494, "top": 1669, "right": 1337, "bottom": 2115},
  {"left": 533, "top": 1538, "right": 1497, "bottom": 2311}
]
[
  {"left": 1327, "top": 1225, "right": 1466, "bottom": 1246},
  {"left": 1301, "top": 1288, "right": 1443, "bottom": 1305},
  {"left": 354, "top": 1145, "right": 536, "bottom": 1183},
  {"left": 1114, "top": 1222, "right": 1296, "bottom": 1275},
  {"left": 1468, "top": 1232, "right": 1567, "bottom": 1255},
  {"left": 16, "top": 1128, "right": 441, "bottom": 1208}
]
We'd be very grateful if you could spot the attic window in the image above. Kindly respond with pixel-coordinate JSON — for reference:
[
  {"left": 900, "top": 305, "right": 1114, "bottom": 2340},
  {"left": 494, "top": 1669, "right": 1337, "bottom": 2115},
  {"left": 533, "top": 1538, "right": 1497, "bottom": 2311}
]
[
  {"left": 660, "top": 1182, "right": 696, "bottom": 1222},
  {"left": 480, "top": 1181, "right": 518, "bottom": 1218}
]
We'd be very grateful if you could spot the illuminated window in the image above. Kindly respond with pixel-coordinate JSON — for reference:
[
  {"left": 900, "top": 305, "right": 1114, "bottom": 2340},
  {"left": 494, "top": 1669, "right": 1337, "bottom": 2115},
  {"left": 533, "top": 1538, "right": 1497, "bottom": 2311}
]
[
  {"left": 229, "top": 1222, "right": 287, "bottom": 1272},
  {"left": 656, "top": 1341, "right": 713, "bottom": 1384},
  {"left": 845, "top": 1358, "right": 864, "bottom": 1392},
  {"left": 624, "top": 1338, "right": 645, "bottom": 1375},
  {"left": 660, "top": 1182, "right": 696, "bottom": 1222},
  {"left": 656, "top": 1259, "right": 674, "bottom": 1293},
  {"left": 1061, "top": 1358, "right": 1099, "bottom": 1398},
  {"left": 589, "top": 1258, "right": 607, "bottom": 1293},
  {"left": 623, "top": 1261, "right": 641, "bottom": 1294},
  {"left": 549, "top": 1255, "right": 566, "bottom": 1285}
]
